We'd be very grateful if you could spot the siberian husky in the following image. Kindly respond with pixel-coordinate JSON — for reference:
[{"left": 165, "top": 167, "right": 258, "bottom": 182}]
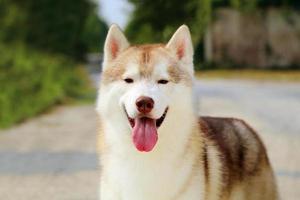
[{"left": 96, "top": 24, "right": 278, "bottom": 200}]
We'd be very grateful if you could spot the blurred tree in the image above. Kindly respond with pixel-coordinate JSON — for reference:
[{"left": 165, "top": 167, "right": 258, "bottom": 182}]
[
  {"left": 81, "top": 11, "right": 108, "bottom": 53},
  {"left": 227, "top": 0, "right": 300, "bottom": 10},
  {"left": 230, "top": 0, "right": 258, "bottom": 11},
  {"left": 125, "top": 0, "right": 299, "bottom": 66},
  {"left": 23, "top": 0, "right": 91, "bottom": 59},
  {"left": 0, "top": 0, "right": 27, "bottom": 42},
  {"left": 125, "top": 0, "right": 212, "bottom": 65},
  {"left": 125, "top": 0, "right": 212, "bottom": 46},
  {"left": 126, "top": 0, "right": 201, "bottom": 43},
  {"left": 257, "top": 0, "right": 300, "bottom": 9},
  {"left": 0, "top": 0, "right": 106, "bottom": 127},
  {"left": 125, "top": 0, "right": 299, "bottom": 43},
  {"left": 0, "top": 0, "right": 108, "bottom": 59}
]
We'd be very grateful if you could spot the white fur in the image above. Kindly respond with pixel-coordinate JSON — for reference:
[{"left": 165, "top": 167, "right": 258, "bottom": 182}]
[
  {"left": 103, "top": 24, "right": 130, "bottom": 68},
  {"left": 98, "top": 85, "right": 205, "bottom": 200},
  {"left": 166, "top": 25, "right": 194, "bottom": 75},
  {"left": 97, "top": 25, "right": 204, "bottom": 200}
]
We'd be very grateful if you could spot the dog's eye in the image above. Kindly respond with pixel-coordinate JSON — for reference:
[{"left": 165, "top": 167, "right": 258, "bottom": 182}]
[
  {"left": 124, "top": 78, "right": 134, "bottom": 83},
  {"left": 158, "top": 79, "right": 169, "bottom": 84}
]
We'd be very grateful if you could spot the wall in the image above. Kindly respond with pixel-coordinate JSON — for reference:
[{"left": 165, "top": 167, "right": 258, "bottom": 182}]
[{"left": 206, "top": 8, "right": 300, "bottom": 68}]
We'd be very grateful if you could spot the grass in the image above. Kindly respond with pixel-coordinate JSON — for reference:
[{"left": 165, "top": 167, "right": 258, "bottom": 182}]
[{"left": 195, "top": 69, "right": 300, "bottom": 82}]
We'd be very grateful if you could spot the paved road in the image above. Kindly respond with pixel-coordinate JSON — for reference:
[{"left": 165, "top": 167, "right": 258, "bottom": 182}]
[
  {"left": 196, "top": 80, "right": 300, "bottom": 200},
  {"left": 0, "top": 79, "right": 299, "bottom": 199},
  {"left": 0, "top": 106, "right": 98, "bottom": 200}
]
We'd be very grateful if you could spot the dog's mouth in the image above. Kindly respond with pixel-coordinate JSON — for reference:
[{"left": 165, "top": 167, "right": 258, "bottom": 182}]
[
  {"left": 125, "top": 107, "right": 168, "bottom": 129},
  {"left": 124, "top": 107, "right": 168, "bottom": 152}
]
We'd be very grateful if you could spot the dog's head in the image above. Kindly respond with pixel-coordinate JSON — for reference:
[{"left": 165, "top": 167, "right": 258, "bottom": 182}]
[{"left": 97, "top": 25, "right": 194, "bottom": 152}]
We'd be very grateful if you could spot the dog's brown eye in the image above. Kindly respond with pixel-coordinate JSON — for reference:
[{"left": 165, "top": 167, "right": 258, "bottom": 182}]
[
  {"left": 158, "top": 79, "right": 169, "bottom": 84},
  {"left": 124, "top": 78, "right": 134, "bottom": 83}
]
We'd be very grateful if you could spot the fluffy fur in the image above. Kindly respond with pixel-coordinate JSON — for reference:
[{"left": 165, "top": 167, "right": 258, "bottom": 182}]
[{"left": 96, "top": 24, "right": 278, "bottom": 200}]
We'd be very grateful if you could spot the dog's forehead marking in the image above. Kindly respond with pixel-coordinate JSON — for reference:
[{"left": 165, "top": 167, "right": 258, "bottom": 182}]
[
  {"left": 101, "top": 44, "right": 192, "bottom": 86},
  {"left": 141, "top": 48, "right": 151, "bottom": 64},
  {"left": 137, "top": 44, "right": 165, "bottom": 78}
]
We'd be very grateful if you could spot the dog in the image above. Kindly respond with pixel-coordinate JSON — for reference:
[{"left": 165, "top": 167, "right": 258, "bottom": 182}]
[{"left": 96, "top": 24, "right": 278, "bottom": 200}]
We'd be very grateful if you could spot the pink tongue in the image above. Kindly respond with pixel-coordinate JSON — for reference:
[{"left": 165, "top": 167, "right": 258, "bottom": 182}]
[{"left": 132, "top": 118, "right": 158, "bottom": 152}]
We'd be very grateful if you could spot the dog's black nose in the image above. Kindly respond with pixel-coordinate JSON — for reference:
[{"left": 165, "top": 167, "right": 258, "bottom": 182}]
[{"left": 136, "top": 96, "right": 154, "bottom": 114}]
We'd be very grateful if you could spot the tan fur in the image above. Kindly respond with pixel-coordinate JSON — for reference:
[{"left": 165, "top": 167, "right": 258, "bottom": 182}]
[
  {"left": 98, "top": 25, "right": 278, "bottom": 200},
  {"left": 102, "top": 44, "right": 192, "bottom": 85},
  {"left": 102, "top": 65, "right": 125, "bottom": 84},
  {"left": 167, "top": 64, "right": 192, "bottom": 85},
  {"left": 199, "top": 117, "right": 278, "bottom": 200},
  {"left": 98, "top": 115, "right": 278, "bottom": 199},
  {"left": 99, "top": 51, "right": 278, "bottom": 200}
]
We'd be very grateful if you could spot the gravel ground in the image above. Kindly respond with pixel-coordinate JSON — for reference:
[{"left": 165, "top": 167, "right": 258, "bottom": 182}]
[{"left": 0, "top": 79, "right": 299, "bottom": 200}]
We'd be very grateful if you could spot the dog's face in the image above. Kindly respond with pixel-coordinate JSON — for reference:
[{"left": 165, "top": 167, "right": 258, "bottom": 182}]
[{"left": 98, "top": 25, "right": 194, "bottom": 152}]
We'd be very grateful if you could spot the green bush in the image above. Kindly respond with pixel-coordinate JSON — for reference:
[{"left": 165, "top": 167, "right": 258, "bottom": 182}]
[{"left": 0, "top": 44, "right": 90, "bottom": 128}]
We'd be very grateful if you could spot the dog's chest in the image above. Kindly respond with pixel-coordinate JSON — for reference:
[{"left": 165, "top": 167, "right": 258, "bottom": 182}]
[{"left": 106, "top": 153, "right": 204, "bottom": 200}]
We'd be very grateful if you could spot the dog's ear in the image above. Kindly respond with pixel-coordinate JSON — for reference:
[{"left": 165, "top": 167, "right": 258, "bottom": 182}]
[
  {"left": 166, "top": 25, "right": 193, "bottom": 64},
  {"left": 103, "top": 24, "right": 129, "bottom": 64}
]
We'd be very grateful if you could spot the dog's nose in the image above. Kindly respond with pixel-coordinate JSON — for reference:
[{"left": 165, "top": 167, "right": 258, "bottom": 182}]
[{"left": 136, "top": 96, "right": 154, "bottom": 114}]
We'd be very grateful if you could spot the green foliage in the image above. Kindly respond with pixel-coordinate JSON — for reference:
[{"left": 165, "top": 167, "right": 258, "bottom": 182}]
[
  {"left": 125, "top": 0, "right": 299, "bottom": 68},
  {"left": 0, "top": 0, "right": 27, "bottom": 42},
  {"left": 0, "top": 0, "right": 108, "bottom": 59},
  {"left": 0, "top": 0, "right": 105, "bottom": 127},
  {"left": 229, "top": 0, "right": 258, "bottom": 11},
  {"left": 193, "top": 0, "right": 212, "bottom": 43},
  {"left": 81, "top": 12, "right": 109, "bottom": 53},
  {"left": 0, "top": 44, "right": 90, "bottom": 128},
  {"left": 125, "top": 0, "right": 212, "bottom": 66},
  {"left": 257, "top": 0, "right": 300, "bottom": 9},
  {"left": 125, "top": 0, "right": 209, "bottom": 44},
  {"left": 226, "top": 0, "right": 300, "bottom": 10},
  {"left": 23, "top": 0, "right": 91, "bottom": 58},
  {"left": 125, "top": 0, "right": 299, "bottom": 44}
]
